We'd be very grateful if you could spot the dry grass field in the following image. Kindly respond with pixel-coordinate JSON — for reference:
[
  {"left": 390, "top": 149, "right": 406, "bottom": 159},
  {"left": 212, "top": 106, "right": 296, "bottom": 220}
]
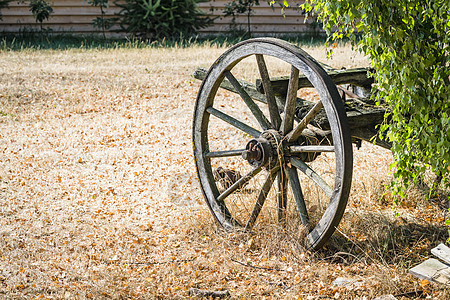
[{"left": 0, "top": 41, "right": 448, "bottom": 299}]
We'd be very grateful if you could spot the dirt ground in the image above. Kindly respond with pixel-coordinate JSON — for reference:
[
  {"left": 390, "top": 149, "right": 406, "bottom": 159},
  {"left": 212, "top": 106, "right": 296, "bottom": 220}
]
[{"left": 0, "top": 43, "right": 448, "bottom": 299}]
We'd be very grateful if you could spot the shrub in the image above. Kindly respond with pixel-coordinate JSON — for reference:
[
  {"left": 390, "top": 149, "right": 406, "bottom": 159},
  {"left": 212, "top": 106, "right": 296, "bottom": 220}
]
[
  {"left": 29, "top": 0, "right": 53, "bottom": 31},
  {"left": 301, "top": 1, "right": 449, "bottom": 202},
  {"left": 87, "top": 0, "right": 118, "bottom": 38},
  {"left": 223, "top": 0, "right": 260, "bottom": 38},
  {"left": 115, "top": 0, "right": 213, "bottom": 40}
]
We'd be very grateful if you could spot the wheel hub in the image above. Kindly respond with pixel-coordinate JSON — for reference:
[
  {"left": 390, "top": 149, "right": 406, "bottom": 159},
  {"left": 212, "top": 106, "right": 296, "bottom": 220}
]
[{"left": 242, "top": 130, "right": 282, "bottom": 168}]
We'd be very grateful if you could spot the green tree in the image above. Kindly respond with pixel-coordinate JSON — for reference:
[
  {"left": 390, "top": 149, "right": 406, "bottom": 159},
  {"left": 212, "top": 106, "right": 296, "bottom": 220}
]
[
  {"left": 115, "top": 0, "right": 213, "bottom": 40},
  {"left": 87, "top": 0, "right": 117, "bottom": 38},
  {"left": 223, "top": 0, "right": 260, "bottom": 37},
  {"left": 29, "top": 0, "right": 53, "bottom": 31},
  {"left": 301, "top": 0, "right": 449, "bottom": 203}
]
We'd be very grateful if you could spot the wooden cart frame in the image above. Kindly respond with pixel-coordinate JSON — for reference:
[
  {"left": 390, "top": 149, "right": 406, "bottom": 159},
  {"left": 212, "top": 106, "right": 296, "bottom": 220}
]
[{"left": 192, "top": 38, "right": 390, "bottom": 250}]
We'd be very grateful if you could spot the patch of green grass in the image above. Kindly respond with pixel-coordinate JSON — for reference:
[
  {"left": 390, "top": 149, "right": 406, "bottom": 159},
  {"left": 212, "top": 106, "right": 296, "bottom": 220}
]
[
  {"left": 0, "top": 32, "right": 331, "bottom": 51},
  {"left": 0, "top": 33, "right": 138, "bottom": 50}
]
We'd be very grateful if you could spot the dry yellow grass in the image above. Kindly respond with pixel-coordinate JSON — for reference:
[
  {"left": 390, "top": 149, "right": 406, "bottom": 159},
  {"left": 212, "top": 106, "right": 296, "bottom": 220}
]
[{"left": 0, "top": 43, "right": 448, "bottom": 299}]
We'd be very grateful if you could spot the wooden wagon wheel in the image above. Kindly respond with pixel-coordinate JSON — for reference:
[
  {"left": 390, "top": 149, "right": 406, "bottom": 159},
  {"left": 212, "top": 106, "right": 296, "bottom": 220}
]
[{"left": 193, "top": 38, "right": 353, "bottom": 250}]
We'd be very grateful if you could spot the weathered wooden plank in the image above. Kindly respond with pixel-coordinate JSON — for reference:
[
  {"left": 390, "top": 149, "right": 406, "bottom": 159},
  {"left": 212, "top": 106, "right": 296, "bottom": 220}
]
[
  {"left": 350, "top": 124, "right": 392, "bottom": 150},
  {"left": 409, "top": 258, "right": 450, "bottom": 285},
  {"left": 1, "top": 15, "right": 118, "bottom": 24},
  {"left": 205, "top": 16, "right": 312, "bottom": 25},
  {"left": 193, "top": 67, "right": 391, "bottom": 149},
  {"left": 2, "top": 6, "right": 120, "bottom": 15},
  {"left": 290, "top": 145, "right": 335, "bottom": 153},
  {"left": 295, "top": 100, "right": 389, "bottom": 148},
  {"left": 256, "top": 68, "right": 374, "bottom": 95},
  {"left": 193, "top": 68, "right": 267, "bottom": 104},
  {"left": 198, "top": 0, "right": 305, "bottom": 15},
  {"left": 6, "top": 0, "right": 124, "bottom": 7},
  {"left": 199, "top": 24, "right": 313, "bottom": 34},
  {"left": 0, "top": 25, "right": 122, "bottom": 35},
  {"left": 0, "top": 1, "right": 120, "bottom": 35},
  {"left": 431, "top": 244, "right": 450, "bottom": 265}
]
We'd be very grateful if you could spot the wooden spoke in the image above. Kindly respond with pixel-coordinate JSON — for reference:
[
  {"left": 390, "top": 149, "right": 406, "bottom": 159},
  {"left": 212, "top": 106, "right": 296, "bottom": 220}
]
[
  {"left": 205, "top": 149, "right": 245, "bottom": 158},
  {"left": 280, "top": 66, "right": 300, "bottom": 135},
  {"left": 206, "top": 107, "right": 261, "bottom": 138},
  {"left": 286, "top": 100, "right": 324, "bottom": 142},
  {"left": 217, "top": 166, "right": 262, "bottom": 202},
  {"left": 255, "top": 54, "right": 282, "bottom": 129},
  {"left": 245, "top": 168, "right": 279, "bottom": 230},
  {"left": 277, "top": 170, "right": 288, "bottom": 224},
  {"left": 224, "top": 70, "right": 272, "bottom": 131},
  {"left": 291, "top": 158, "right": 333, "bottom": 197},
  {"left": 290, "top": 145, "right": 335, "bottom": 154},
  {"left": 286, "top": 166, "right": 309, "bottom": 226}
]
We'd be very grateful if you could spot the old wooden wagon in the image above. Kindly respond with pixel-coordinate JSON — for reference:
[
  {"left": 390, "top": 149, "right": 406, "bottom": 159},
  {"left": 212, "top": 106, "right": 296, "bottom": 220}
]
[{"left": 192, "top": 38, "right": 391, "bottom": 250}]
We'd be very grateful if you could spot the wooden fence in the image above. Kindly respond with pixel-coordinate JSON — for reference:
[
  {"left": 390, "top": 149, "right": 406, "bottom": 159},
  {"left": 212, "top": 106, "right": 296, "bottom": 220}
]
[{"left": 0, "top": 0, "right": 315, "bottom": 36}]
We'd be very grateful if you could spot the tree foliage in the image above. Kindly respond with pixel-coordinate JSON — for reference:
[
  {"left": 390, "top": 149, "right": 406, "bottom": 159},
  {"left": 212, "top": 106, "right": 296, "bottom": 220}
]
[
  {"left": 87, "top": 0, "right": 117, "bottom": 38},
  {"left": 223, "top": 0, "right": 260, "bottom": 37},
  {"left": 29, "top": 0, "right": 53, "bottom": 30},
  {"left": 115, "top": 0, "right": 213, "bottom": 40},
  {"left": 302, "top": 0, "right": 449, "bottom": 199}
]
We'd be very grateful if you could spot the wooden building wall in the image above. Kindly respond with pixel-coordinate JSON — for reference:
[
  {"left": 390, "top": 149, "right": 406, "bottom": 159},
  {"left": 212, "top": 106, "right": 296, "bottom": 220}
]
[
  {"left": 198, "top": 1, "right": 314, "bottom": 36},
  {"left": 0, "top": 0, "right": 313, "bottom": 36},
  {"left": 0, "top": 0, "right": 122, "bottom": 36}
]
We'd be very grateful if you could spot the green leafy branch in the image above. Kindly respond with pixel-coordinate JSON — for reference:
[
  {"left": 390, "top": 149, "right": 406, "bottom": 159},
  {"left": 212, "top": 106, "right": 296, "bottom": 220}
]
[
  {"left": 29, "top": 0, "right": 53, "bottom": 31},
  {"left": 301, "top": 0, "right": 449, "bottom": 207},
  {"left": 87, "top": 0, "right": 118, "bottom": 38}
]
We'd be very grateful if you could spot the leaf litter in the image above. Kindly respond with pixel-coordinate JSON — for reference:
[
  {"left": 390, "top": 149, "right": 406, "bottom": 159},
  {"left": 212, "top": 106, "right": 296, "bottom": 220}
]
[{"left": 0, "top": 44, "right": 448, "bottom": 299}]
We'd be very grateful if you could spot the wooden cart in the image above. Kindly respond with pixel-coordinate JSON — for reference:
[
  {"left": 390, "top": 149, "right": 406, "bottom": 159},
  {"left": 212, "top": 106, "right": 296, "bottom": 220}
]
[{"left": 192, "top": 38, "right": 390, "bottom": 250}]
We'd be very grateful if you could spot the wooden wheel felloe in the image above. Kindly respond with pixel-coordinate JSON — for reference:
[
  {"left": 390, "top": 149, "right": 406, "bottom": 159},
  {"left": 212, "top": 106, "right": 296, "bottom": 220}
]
[{"left": 193, "top": 38, "right": 353, "bottom": 250}]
